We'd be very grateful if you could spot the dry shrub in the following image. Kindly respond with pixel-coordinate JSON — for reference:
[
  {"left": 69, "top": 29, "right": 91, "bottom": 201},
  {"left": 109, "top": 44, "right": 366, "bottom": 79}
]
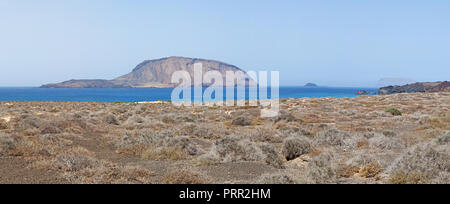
[
  {"left": 387, "top": 143, "right": 449, "bottom": 184},
  {"left": 116, "top": 145, "right": 147, "bottom": 156},
  {"left": 359, "top": 162, "right": 382, "bottom": 178},
  {"left": 426, "top": 117, "right": 450, "bottom": 129},
  {"left": 7, "top": 137, "right": 43, "bottom": 157},
  {"left": 160, "top": 136, "right": 200, "bottom": 156},
  {"left": 162, "top": 116, "right": 175, "bottom": 124},
  {"left": 40, "top": 125, "right": 62, "bottom": 134},
  {"left": 103, "top": 114, "right": 119, "bottom": 125},
  {"left": 260, "top": 144, "right": 285, "bottom": 169},
  {"left": 279, "top": 126, "right": 313, "bottom": 138},
  {"left": 83, "top": 163, "right": 154, "bottom": 183},
  {"left": 122, "top": 115, "right": 146, "bottom": 127},
  {"left": 116, "top": 129, "right": 199, "bottom": 159},
  {"left": 306, "top": 153, "right": 337, "bottom": 184},
  {"left": 161, "top": 170, "right": 209, "bottom": 184},
  {"left": 0, "top": 119, "right": 8, "bottom": 130},
  {"left": 337, "top": 165, "right": 360, "bottom": 178},
  {"left": 179, "top": 123, "right": 196, "bottom": 135},
  {"left": 57, "top": 119, "right": 91, "bottom": 134},
  {"left": 345, "top": 152, "right": 380, "bottom": 168},
  {"left": 36, "top": 134, "right": 73, "bottom": 155},
  {"left": 282, "top": 136, "right": 311, "bottom": 161},
  {"left": 0, "top": 133, "right": 16, "bottom": 156},
  {"left": 35, "top": 147, "right": 154, "bottom": 184},
  {"left": 65, "top": 162, "right": 154, "bottom": 184},
  {"left": 278, "top": 126, "right": 300, "bottom": 135},
  {"left": 16, "top": 114, "right": 41, "bottom": 131},
  {"left": 193, "top": 152, "right": 220, "bottom": 167},
  {"left": 191, "top": 125, "right": 216, "bottom": 139},
  {"left": 314, "top": 128, "right": 351, "bottom": 147},
  {"left": 115, "top": 129, "right": 172, "bottom": 156},
  {"left": 251, "top": 127, "right": 279, "bottom": 143},
  {"left": 389, "top": 171, "right": 430, "bottom": 184},
  {"left": 54, "top": 147, "right": 99, "bottom": 172},
  {"left": 231, "top": 116, "right": 252, "bottom": 126},
  {"left": 210, "top": 135, "right": 263, "bottom": 162},
  {"left": 110, "top": 106, "right": 128, "bottom": 115},
  {"left": 369, "top": 135, "right": 406, "bottom": 150},
  {"left": 275, "top": 110, "right": 296, "bottom": 122},
  {"left": 142, "top": 147, "right": 187, "bottom": 161},
  {"left": 1, "top": 132, "right": 72, "bottom": 158}
]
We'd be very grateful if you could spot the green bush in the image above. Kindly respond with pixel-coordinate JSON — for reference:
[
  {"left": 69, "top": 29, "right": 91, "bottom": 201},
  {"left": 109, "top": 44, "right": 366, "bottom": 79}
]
[{"left": 385, "top": 108, "right": 402, "bottom": 116}]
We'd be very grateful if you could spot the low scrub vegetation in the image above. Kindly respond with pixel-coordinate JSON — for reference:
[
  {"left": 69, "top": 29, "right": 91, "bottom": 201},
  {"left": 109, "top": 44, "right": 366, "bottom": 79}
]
[{"left": 1, "top": 92, "right": 449, "bottom": 184}]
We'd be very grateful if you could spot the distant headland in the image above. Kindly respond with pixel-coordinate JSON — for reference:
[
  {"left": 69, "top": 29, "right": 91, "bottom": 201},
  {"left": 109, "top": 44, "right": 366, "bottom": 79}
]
[
  {"left": 304, "top": 83, "right": 318, "bottom": 87},
  {"left": 379, "top": 81, "right": 450, "bottom": 95}
]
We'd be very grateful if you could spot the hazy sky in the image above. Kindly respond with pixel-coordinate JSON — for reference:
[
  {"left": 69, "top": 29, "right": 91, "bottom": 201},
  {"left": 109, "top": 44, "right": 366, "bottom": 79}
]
[{"left": 0, "top": 0, "right": 449, "bottom": 87}]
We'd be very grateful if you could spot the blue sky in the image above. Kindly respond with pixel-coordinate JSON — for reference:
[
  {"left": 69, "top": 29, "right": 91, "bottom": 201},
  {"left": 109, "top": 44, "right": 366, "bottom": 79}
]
[{"left": 0, "top": 0, "right": 449, "bottom": 87}]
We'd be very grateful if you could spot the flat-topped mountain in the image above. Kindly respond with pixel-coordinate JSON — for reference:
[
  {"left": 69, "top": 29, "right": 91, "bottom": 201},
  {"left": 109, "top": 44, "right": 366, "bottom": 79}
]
[
  {"left": 379, "top": 81, "right": 450, "bottom": 95},
  {"left": 41, "top": 57, "right": 253, "bottom": 88}
]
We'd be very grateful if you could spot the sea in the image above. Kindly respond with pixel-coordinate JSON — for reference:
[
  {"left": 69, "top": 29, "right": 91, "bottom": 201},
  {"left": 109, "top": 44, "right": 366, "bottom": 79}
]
[{"left": 0, "top": 87, "right": 378, "bottom": 102}]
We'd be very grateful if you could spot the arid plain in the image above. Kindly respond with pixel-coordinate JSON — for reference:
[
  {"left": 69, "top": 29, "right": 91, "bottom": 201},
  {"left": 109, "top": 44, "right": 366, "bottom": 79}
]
[{"left": 0, "top": 92, "right": 449, "bottom": 184}]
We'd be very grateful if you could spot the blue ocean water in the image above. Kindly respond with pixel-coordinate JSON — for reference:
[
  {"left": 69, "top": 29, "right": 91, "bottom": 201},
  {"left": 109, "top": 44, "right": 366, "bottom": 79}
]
[{"left": 0, "top": 87, "right": 378, "bottom": 102}]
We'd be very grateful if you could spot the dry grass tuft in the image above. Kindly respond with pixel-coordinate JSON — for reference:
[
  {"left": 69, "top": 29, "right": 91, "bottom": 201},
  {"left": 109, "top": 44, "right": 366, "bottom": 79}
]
[
  {"left": 337, "top": 165, "right": 360, "bottom": 178},
  {"left": 356, "top": 140, "right": 370, "bottom": 149},
  {"left": 389, "top": 171, "right": 429, "bottom": 184},
  {"left": 141, "top": 147, "right": 187, "bottom": 161},
  {"left": 359, "top": 162, "right": 382, "bottom": 178}
]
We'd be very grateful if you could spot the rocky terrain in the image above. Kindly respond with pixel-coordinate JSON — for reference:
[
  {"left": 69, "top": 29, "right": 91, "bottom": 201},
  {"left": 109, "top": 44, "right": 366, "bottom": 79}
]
[
  {"left": 379, "top": 81, "right": 450, "bottom": 95},
  {"left": 41, "top": 57, "right": 253, "bottom": 88},
  {"left": 0, "top": 93, "right": 449, "bottom": 184}
]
